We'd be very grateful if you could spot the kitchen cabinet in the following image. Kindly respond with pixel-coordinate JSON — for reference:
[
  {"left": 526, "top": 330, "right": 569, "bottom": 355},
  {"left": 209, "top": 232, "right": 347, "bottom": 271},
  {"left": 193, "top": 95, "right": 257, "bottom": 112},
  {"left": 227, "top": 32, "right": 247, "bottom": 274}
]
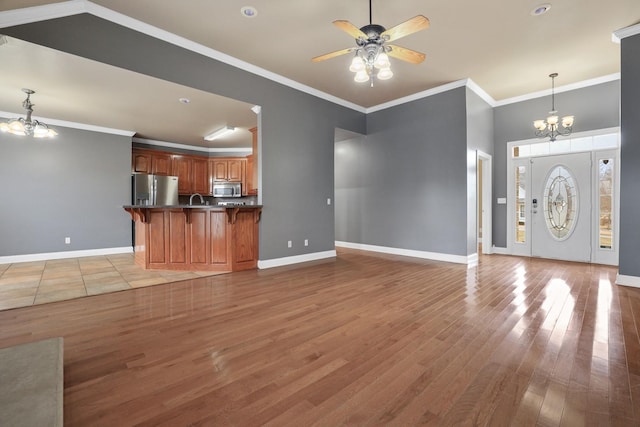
[
  {"left": 151, "top": 153, "right": 172, "bottom": 176},
  {"left": 172, "top": 156, "right": 191, "bottom": 194},
  {"left": 132, "top": 149, "right": 173, "bottom": 176},
  {"left": 246, "top": 127, "right": 258, "bottom": 195},
  {"left": 191, "top": 158, "right": 209, "bottom": 194},
  {"left": 211, "top": 159, "right": 245, "bottom": 183},
  {"left": 133, "top": 148, "right": 249, "bottom": 196},
  {"left": 172, "top": 156, "right": 210, "bottom": 195},
  {"left": 132, "top": 151, "right": 152, "bottom": 173},
  {"left": 124, "top": 205, "right": 262, "bottom": 272}
]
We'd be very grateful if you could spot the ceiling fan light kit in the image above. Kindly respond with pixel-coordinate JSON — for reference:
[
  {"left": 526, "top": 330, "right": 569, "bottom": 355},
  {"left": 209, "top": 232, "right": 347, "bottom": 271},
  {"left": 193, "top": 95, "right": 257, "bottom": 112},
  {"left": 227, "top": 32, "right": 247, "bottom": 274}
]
[
  {"left": 533, "top": 73, "right": 575, "bottom": 142},
  {"left": 0, "top": 88, "right": 57, "bottom": 138},
  {"left": 312, "top": 0, "right": 429, "bottom": 86}
]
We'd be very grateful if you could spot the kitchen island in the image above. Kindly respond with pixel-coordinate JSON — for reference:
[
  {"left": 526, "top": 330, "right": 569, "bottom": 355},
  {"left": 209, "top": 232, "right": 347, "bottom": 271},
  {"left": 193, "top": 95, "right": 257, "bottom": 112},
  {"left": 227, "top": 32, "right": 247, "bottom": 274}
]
[{"left": 123, "top": 205, "right": 262, "bottom": 272}]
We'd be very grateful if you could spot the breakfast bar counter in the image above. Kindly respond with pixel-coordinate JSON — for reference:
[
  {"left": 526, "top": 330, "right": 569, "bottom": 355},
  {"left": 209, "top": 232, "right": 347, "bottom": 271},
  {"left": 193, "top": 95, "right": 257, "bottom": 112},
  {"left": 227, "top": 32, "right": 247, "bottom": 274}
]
[{"left": 123, "top": 205, "right": 262, "bottom": 272}]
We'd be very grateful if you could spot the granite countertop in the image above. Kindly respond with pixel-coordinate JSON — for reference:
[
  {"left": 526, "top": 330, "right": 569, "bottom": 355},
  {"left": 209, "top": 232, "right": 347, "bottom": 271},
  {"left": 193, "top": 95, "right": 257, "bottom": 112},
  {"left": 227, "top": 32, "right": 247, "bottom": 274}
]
[{"left": 123, "top": 204, "right": 262, "bottom": 209}]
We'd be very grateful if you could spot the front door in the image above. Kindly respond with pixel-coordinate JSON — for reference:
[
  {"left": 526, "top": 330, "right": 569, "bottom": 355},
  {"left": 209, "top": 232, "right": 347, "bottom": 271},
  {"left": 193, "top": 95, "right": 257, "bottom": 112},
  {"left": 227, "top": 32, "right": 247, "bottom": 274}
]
[{"left": 530, "top": 152, "right": 591, "bottom": 262}]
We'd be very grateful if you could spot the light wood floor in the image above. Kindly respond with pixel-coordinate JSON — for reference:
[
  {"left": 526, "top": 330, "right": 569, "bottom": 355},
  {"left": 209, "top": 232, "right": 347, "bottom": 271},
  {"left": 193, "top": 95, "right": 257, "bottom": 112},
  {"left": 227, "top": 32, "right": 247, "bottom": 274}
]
[{"left": 0, "top": 249, "right": 638, "bottom": 426}]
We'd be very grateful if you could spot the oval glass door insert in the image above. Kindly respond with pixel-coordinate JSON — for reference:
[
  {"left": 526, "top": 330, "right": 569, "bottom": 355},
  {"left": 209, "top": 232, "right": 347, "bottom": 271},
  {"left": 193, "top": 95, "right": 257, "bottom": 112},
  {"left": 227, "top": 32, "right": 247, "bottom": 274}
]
[{"left": 543, "top": 165, "right": 578, "bottom": 240}]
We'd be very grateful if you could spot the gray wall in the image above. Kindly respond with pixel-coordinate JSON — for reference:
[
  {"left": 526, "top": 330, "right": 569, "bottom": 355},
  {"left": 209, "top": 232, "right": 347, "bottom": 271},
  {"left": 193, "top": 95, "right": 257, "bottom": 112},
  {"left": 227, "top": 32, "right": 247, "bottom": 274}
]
[
  {"left": 619, "top": 33, "right": 640, "bottom": 277},
  {"left": 335, "top": 87, "right": 469, "bottom": 256},
  {"left": 492, "top": 80, "right": 620, "bottom": 247},
  {"left": 4, "top": 14, "right": 366, "bottom": 261},
  {"left": 0, "top": 123, "right": 131, "bottom": 256},
  {"left": 465, "top": 88, "right": 495, "bottom": 254}
]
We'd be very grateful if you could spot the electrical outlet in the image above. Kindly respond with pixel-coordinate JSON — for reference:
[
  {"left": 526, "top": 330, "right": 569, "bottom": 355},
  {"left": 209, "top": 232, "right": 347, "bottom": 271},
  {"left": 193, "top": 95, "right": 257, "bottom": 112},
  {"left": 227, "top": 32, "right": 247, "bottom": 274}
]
[
  {"left": 327, "top": 198, "right": 331, "bottom": 205},
  {"left": 65, "top": 237, "right": 71, "bottom": 244},
  {"left": 287, "top": 240, "right": 292, "bottom": 248},
  {"left": 304, "top": 239, "right": 309, "bottom": 246}
]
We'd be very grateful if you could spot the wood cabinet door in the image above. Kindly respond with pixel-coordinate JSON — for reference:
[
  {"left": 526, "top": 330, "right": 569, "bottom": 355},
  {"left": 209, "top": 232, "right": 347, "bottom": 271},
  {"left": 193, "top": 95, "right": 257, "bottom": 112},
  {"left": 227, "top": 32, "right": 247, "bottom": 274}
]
[
  {"left": 132, "top": 152, "right": 152, "bottom": 173},
  {"left": 227, "top": 159, "right": 243, "bottom": 182},
  {"left": 152, "top": 153, "right": 173, "bottom": 176},
  {"left": 211, "top": 160, "right": 228, "bottom": 181},
  {"left": 192, "top": 158, "right": 209, "bottom": 194},
  {"left": 172, "top": 156, "right": 192, "bottom": 194},
  {"left": 245, "top": 154, "right": 254, "bottom": 195}
]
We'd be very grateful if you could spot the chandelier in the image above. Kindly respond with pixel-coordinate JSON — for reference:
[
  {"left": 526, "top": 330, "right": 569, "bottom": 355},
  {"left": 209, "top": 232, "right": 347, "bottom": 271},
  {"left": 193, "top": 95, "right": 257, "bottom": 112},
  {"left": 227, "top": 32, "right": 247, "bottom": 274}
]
[
  {"left": 533, "top": 73, "right": 574, "bottom": 142},
  {"left": 0, "top": 88, "right": 57, "bottom": 138},
  {"left": 349, "top": 43, "right": 392, "bottom": 84}
]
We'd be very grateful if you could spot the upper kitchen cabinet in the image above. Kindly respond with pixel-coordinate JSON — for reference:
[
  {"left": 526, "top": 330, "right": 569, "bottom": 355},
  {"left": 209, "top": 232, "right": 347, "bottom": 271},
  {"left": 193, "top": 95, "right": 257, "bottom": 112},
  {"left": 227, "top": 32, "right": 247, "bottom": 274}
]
[
  {"left": 171, "top": 155, "right": 191, "bottom": 194},
  {"left": 172, "top": 155, "right": 209, "bottom": 195},
  {"left": 191, "top": 158, "right": 209, "bottom": 194},
  {"left": 151, "top": 153, "right": 173, "bottom": 176},
  {"left": 132, "top": 151, "right": 152, "bottom": 173},
  {"left": 132, "top": 150, "right": 173, "bottom": 176},
  {"left": 211, "top": 158, "right": 245, "bottom": 183},
  {"left": 246, "top": 127, "right": 258, "bottom": 195}
]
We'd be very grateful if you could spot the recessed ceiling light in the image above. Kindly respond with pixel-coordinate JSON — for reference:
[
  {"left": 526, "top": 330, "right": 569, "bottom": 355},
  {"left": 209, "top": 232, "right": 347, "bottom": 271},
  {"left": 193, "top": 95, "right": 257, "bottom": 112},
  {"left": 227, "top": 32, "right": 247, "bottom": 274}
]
[
  {"left": 179, "top": 98, "right": 190, "bottom": 104},
  {"left": 241, "top": 6, "right": 257, "bottom": 18},
  {"left": 531, "top": 3, "right": 552, "bottom": 16}
]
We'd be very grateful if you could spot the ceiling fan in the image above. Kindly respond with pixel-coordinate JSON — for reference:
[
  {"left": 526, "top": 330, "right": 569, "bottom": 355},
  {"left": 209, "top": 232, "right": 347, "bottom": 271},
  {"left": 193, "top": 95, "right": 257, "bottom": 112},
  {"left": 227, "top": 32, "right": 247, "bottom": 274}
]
[{"left": 312, "top": 0, "right": 430, "bottom": 84}]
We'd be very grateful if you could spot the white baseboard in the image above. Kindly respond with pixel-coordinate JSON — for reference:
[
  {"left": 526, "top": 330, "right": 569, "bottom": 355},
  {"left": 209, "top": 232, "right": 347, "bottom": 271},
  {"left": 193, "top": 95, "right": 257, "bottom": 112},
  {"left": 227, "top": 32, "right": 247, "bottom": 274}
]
[
  {"left": 0, "top": 247, "right": 133, "bottom": 265},
  {"left": 467, "top": 253, "right": 479, "bottom": 268},
  {"left": 335, "top": 241, "right": 474, "bottom": 265},
  {"left": 491, "top": 246, "right": 509, "bottom": 255},
  {"left": 616, "top": 273, "right": 640, "bottom": 288},
  {"left": 258, "top": 250, "right": 337, "bottom": 269}
]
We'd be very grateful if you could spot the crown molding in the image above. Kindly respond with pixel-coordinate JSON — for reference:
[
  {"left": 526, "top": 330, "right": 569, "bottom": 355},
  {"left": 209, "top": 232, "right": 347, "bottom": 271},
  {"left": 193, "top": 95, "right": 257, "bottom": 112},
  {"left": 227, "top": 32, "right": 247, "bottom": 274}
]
[
  {"left": 0, "top": 1, "right": 626, "bottom": 116},
  {"left": 132, "top": 137, "right": 252, "bottom": 154},
  {"left": 612, "top": 23, "right": 640, "bottom": 43},
  {"left": 465, "top": 79, "right": 497, "bottom": 107},
  {"left": 0, "top": 0, "right": 86, "bottom": 28},
  {"left": 83, "top": 2, "right": 367, "bottom": 114},
  {"left": 366, "top": 79, "right": 470, "bottom": 113},
  {"left": 494, "top": 73, "right": 620, "bottom": 107}
]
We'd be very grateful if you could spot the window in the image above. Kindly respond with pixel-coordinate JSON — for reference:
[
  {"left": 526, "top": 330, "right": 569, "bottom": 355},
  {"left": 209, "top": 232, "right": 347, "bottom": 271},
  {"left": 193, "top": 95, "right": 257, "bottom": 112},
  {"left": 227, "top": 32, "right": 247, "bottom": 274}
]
[
  {"left": 515, "top": 165, "right": 526, "bottom": 243},
  {"left": 598, "top": 159, "right": 614, "bottom": 249},
  {"left": 543, "top": 165, "right": 577, "bottom": 241}
]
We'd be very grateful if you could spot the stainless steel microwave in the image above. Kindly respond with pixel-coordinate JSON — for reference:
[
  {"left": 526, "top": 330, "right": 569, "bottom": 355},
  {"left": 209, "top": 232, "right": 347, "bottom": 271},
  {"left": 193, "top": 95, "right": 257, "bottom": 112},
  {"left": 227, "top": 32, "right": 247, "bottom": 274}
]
[{"left": 212, "top": 182, "right": 242, "bottom": 198}]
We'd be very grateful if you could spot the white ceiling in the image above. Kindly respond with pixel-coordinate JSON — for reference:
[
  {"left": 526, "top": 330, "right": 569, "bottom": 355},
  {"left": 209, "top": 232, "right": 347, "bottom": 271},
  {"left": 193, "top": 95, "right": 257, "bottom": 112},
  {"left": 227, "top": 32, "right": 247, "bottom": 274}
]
[{"left": 0, "top": 0, "right": 638, "bottom": 148}]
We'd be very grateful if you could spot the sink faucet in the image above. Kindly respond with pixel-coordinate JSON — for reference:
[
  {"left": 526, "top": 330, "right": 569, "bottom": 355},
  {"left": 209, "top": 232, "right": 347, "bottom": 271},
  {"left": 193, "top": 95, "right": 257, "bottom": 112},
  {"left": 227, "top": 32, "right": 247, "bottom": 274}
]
[{"left": 189, "top": 193, "right": 204, "bottom": 205}]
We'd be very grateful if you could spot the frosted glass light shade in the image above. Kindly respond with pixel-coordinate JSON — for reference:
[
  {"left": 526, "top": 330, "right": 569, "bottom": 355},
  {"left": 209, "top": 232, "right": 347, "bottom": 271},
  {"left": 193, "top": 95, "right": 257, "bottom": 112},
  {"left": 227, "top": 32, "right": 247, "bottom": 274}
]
[
  {"left": 349, "top": 56, "right": 365, "bottom": 72},
  {"left": 561, "top": 115, "right": 574, "bottom": 128},
  {"left": 374, "top": 53, "right": 390, "bottom": 69},
  {"left": 377, "top": 67, "right": 393, "bottom": 80},
  {"left": 546, "top": 115, "right": 559, "bottom": 126},
  {"left": 33, "top": 124, "right": 57, "bottom": 138},
  {"left": 354, "top": 70, "right": 370, "bottom": 83},
  {"left": 533, "top": 120, "right": 547, "bottom": 131}
]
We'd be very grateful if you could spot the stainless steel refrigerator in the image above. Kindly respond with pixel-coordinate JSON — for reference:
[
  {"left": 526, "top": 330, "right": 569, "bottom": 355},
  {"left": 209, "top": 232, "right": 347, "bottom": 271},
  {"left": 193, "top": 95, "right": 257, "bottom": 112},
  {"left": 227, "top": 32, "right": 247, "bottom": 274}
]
[{"left": 132, "top": 173, "right": 179, "bottom": 205}]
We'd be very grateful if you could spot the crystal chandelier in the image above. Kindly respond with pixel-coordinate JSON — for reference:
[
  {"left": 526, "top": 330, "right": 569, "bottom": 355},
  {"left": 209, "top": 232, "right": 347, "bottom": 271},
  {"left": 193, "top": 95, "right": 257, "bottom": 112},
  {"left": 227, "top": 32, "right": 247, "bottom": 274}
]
[
  {"left": 349, "top": 43, "right": 393, "bottom": 84},
  {"left": 533, "top": 73, "right": 574, "bottom": 142},
  {"left": 0, "top": 88, "right": 57, "bottom": 138}
]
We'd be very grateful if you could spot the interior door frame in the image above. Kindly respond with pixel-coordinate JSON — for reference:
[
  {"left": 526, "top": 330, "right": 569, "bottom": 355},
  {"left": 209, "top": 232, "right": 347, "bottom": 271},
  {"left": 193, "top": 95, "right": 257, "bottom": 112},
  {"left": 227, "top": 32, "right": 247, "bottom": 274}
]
[{"left": 477, "top": 151, "right": 493, "bottom": 254}]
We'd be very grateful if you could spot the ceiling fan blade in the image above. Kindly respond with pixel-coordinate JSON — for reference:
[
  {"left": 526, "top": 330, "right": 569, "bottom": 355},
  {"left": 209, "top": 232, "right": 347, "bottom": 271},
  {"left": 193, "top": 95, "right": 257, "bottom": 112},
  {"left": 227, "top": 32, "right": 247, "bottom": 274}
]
[
  {"left": 386, "top": 45, "right": 426, "bottom": 64},
  {"left": 333, "top": 20, "right": 367, "bottom": 40},
  {"left": 381, "top": 15, "right": 430, "bottom": 42},
  {"left": 312, "top": 47, "right": 355, "bottom": 62}
]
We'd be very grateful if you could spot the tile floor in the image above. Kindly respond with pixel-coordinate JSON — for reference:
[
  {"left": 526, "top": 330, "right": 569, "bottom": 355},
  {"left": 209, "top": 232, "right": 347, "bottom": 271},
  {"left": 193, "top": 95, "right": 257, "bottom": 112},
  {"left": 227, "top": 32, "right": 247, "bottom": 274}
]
[{"left": 0, "top": 254, "right": 224, "bottom": 311}]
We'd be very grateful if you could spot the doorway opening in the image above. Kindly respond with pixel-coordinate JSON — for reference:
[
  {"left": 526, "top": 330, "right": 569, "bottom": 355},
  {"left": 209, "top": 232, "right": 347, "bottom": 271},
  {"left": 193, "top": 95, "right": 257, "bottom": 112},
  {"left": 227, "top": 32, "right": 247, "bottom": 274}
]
[{"left": 477, "top": 151, "right": 492, "bottom": 254}]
